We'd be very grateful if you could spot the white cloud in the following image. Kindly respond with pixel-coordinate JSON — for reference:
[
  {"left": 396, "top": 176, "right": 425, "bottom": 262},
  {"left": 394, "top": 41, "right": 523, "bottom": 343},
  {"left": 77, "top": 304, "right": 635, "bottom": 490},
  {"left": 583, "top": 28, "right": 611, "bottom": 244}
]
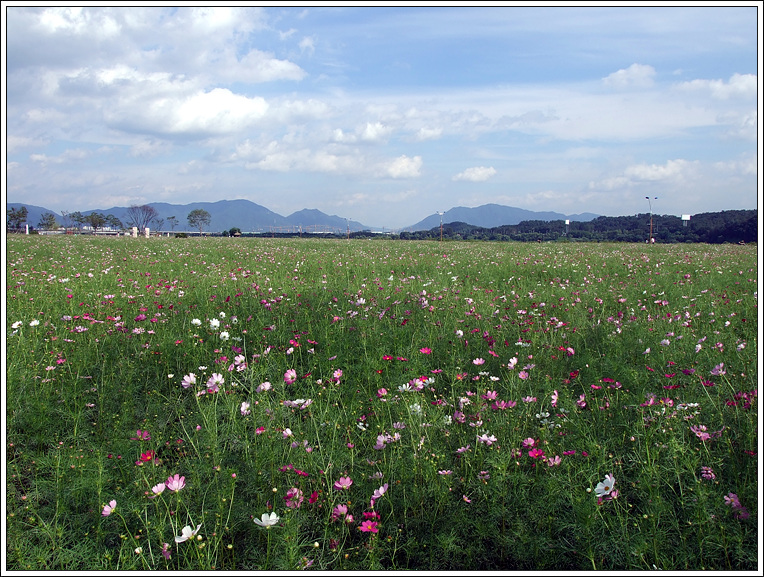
[
  {"left": 113, "top": 88, "right": 269, "bottom": 136},
  {"left": 624, "top": 159, "right": 694, "bottom": 181},
  {"left": 589, "top": 159, "right": 699, "bottom": 192},
  {"left": 387, "top": 155, "right": 422, "bottom": 178},
  {"left": 29, "top": 148, "right": 90, "bottom": 166},
  {"left": 361, "top": 122, "right": 393, "bottom": 143},
  {"left": 676, "top": 73, "right": 757, "bottom": 100},
  {"left": 37, "top": 7, "right": 120, "bottom": 38},
  {"left": 7, "top": 135, "right": 49, "bottom": 153},
  {"left": 602, "top": 63, "right": 656, "bottom": 89},
  {"left": 299, "top": 36, "right": 315, "bottom": 54},
  {"left": 130, "top": 139, "right": 172, "bottom": 158},
  {"left": 452, "top": 166, "right": 496, "bottom": 182},
  {"left": 414, "top": 127, "right": 442, "bottom": 141}
]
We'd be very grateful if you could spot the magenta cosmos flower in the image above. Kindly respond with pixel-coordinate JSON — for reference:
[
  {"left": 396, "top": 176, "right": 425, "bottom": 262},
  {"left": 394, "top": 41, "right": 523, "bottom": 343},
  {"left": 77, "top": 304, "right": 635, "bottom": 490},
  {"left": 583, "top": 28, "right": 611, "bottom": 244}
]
[
  {"left": 359, "top": 520, "right": 379, "bottom": 533},
  {"left": 285, "top": 487, "right": 304, "bottom": 509}
]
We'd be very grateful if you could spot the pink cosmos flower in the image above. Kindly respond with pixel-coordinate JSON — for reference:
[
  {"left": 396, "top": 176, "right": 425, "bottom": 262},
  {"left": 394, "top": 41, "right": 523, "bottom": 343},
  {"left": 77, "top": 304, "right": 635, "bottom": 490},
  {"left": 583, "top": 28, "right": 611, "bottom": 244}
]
[
  {"left": 724, "top": 492, "right": 741, "bottom": 508},
  {"left": 477, "top": 433, "right": 497, "bottom": 446},
  {"left": 518, "top": 370, "right": 529, "bottom": 380},
  {"left": 528, "top": 448, "right": 545, "bottom": 459},
  {"left": 166, "top": 474, "right": 186, "bottom": 492},
  {"left": 481, "top": 390, "right": 498, "bottom": 400},
  {"left": 473, "top": 358, "right": 485, "bottom": 365},
  {"left": 102, "top": 499, "right": 116, "bottom": 516},
  {"left": 130, "top": 430, "right": 151, "bottom": 441},
  {"left": 332, "top": 504, "right": 349, "bottom": 521},
  {"left": 522, "top": 437, "right": 537, "bottom": 449},
  {"left": 256, "top": 381, "right": 272, "bottom": 392},
  {"left": 359, "top": 520, "right": 379, "bottom": 533},
  {"left": 206, "top": 373, "right": 224, "bottom": 392},
  {"left": 419, "top": 347, "right": 432, "bottom": 354},
  {"left": 334, "top": 476, "right": 354, "bottom": 490},
  {"left": 181, "top": 373, "right": 197, "bottom": 389},
  {"left": 370, "top": 483, "right": 388, "bottom": 507},
  {"left": 285, "top": 487, "right": 304, "bottom": 509},
  {"left": 150, "top": 483, "right": 166, "bottom": 497},
  {"left": 284, "top": 369, "right": 297, "bottom": 384},
  {"left": 710, "top": 363, "right": 726, "bottom": 376},
  {"left": 551, "top": 390, "right": 558, "bottom": 408},
  {"left": 333, "top": 369, "right": 343, "bottom": 381}
]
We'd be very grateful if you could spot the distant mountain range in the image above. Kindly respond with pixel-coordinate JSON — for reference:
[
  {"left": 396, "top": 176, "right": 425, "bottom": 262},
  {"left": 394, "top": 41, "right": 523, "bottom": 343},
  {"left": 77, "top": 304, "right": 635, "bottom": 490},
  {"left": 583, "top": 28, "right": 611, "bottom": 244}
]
[
  {"left": 6, "top": 199, "right": 598, "bottom": 233},
  {"left": 408, "top": 204, "right": 598, "bottom": 231}
]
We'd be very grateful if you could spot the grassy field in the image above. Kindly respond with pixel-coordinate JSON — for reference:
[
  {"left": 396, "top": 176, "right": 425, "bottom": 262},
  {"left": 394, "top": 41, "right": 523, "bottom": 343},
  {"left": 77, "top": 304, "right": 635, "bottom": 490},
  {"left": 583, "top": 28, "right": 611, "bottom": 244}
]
[{"left": 4, "top": 235, "right": 759, "bottom": 571}]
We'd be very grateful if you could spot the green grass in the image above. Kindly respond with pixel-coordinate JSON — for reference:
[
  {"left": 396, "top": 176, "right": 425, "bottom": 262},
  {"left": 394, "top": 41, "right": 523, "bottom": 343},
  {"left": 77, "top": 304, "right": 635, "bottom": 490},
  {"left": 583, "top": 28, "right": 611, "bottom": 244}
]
[{"left": 5, "top": 235, "right": 759, "bottom": 570}]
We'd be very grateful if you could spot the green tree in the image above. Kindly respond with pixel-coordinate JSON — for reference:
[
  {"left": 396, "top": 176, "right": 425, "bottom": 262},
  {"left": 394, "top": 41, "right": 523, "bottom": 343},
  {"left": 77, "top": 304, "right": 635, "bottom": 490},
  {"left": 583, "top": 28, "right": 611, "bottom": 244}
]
[
  {"left": 188, "top": 209, "right": 211, "bottom": 236},
  {"left": 37, "top": 212, "right": 58, "bottom": 231},
  {"left": 7, "top": 206, "right": 28, "bottom": 230},
  {"left": 167, "top": 216, "right": 179, "bottom": 231},
  {"left": 84, "top": 212, "right": 107, "bottom": 233},
  {"left": 106, "top": 214, "right": 123, "bottom": 231}
]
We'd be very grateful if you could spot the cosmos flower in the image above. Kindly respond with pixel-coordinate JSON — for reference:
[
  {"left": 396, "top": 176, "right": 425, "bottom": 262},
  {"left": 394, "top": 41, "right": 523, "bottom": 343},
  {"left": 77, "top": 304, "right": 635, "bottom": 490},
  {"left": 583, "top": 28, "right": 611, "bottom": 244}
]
[
  {"left": 594, "top": 474, "right": 616, "bottom": 498},
  {"left": 253, "top": 512, "right": 280, "bottom": 528},
  {"left": 102, "top": 499, "right": 116, "bottom": 516},
  {"left": 175, "top": 524, "right": 202, "bottom": 543}
]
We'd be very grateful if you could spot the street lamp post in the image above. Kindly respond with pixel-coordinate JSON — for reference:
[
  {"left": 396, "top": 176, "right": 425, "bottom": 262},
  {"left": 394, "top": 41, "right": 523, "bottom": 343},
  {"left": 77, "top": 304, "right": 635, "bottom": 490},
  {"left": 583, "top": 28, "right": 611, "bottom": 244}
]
[
  {"left": 437, "top": 211, "right": 444, "bottom": 242},
  {"left": 645, "top": 197, "right": 657, "bottom": 243}
]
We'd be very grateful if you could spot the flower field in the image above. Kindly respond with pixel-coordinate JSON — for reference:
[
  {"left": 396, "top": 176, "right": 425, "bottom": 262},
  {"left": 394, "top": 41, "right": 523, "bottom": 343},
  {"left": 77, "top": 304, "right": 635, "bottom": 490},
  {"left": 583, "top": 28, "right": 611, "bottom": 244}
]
[{"left": 5, "top": 235, "right": 759, "bottom": 570}]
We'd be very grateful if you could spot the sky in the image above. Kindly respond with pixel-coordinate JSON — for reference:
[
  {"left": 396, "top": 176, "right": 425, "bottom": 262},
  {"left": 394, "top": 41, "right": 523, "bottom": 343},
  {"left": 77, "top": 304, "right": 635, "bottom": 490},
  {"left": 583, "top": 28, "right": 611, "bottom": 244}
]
[{"left": 3, "top": 4, "right": 761, "bottom": 230}]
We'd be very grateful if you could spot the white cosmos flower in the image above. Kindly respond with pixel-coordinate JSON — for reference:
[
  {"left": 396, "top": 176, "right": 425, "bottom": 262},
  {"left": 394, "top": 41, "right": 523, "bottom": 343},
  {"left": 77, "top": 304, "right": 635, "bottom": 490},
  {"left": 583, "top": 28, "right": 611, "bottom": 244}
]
[
  {"left": 209, "top": 318, "right": 220, "bottom": 329},
  {"left": 594, "top": 474, "right": 616, "bottom": 498},
  {"left": 175, "top": 524, "right": 202, "bottom": 543},
  {"left": 191, "top": 318, "right": 202, "bottom": 326},
  {"left": 253, "top": 512, "right": 280, "bottom": 528}
]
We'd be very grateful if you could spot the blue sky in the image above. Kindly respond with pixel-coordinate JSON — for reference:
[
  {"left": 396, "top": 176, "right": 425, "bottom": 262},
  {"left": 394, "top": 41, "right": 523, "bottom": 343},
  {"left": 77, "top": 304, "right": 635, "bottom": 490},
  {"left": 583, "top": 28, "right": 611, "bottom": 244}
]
[{"left": 4, "top": 5, "right": 760, "bottom": 229}]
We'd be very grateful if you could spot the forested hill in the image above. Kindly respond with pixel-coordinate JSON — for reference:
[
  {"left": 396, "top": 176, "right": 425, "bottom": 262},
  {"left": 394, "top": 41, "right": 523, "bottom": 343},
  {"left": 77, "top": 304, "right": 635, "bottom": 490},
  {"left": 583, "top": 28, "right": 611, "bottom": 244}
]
[{"left": 399, "top": 210, "right": 758, "bottom": 244}]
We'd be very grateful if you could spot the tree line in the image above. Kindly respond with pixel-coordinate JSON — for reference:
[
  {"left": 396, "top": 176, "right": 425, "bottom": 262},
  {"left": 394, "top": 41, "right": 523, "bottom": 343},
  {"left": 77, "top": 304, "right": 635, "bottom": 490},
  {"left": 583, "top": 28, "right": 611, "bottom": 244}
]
[
  {"left": 395, "top": 210, "right": 757, "bottom": 244},
  {"left": 6, "top": 205, "right": 214, "bottom": 236},
  {"left": 7, "top": 205, "right": 756, "bottom": 244}
]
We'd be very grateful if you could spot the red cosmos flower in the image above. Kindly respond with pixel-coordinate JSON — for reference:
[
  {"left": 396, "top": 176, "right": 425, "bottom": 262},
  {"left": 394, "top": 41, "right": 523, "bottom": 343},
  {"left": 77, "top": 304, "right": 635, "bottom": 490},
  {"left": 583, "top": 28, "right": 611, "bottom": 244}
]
[{"left": 569, "top": 370, "right": 579, "bottom": 379}]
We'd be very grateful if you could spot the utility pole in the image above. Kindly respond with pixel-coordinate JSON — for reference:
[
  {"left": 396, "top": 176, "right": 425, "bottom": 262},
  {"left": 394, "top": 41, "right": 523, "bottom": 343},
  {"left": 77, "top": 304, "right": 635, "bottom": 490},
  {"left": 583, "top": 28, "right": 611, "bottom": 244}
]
[
  {"left": 645, "top": 197, "right": 657, "bottom": 243},
  {"left": 437, "top": 211, "right": 444, "bottom": 242}
]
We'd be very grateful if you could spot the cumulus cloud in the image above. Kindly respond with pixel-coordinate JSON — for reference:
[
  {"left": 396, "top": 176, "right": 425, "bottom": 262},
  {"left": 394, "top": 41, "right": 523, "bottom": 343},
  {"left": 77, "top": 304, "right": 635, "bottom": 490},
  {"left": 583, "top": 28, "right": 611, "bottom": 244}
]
[
  {"left": 589, "top": 159, "right": 699, "bottom": 191},
  {"left": 361, "top": 122, "right": 393, "bottom": 143},
  {"left": 603, "top": 63, "right": 656, "bottom": 89},
  {"left": 452, "top": 166, "right": 496, "bottom": 182},
  {"left": 387, "top": 155, "right": 422, "bottom": 178},
  {"left": 109, "top": 88, "right": 269, "bottom": 137},
  {"left": 676, "top": 73, "right": 757, "bottom": 100}
]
